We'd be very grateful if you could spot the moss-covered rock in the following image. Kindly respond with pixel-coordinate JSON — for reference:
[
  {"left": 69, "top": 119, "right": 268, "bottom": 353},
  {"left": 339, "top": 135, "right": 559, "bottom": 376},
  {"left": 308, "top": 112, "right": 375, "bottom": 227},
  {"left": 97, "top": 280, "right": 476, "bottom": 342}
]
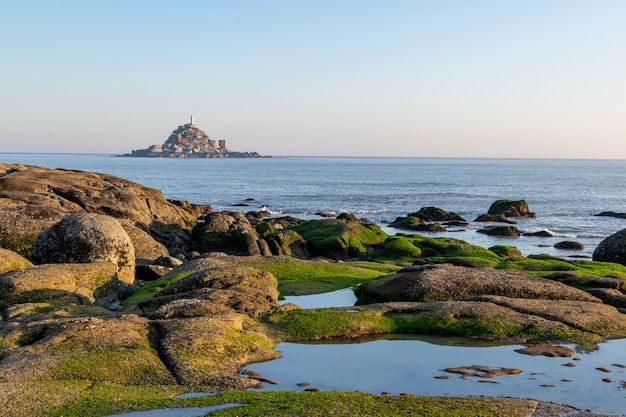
[
  {"left": 377, "top": 234, "right": 501, "bottom": 267},
  {"left": 489, "top": 245, "right": 523, "bottom": 259},
  {"left": 0, "top": 314, "right": 174, "bottom": 386},
  {"left": 265, "top": 230, "right": 309, "bottom": 258},
  {"left": 192, "top": 211, "right": 261, "bottom": 256},
  {"left": 155, "top": 314, "right": 279, "bottom": 389},
  {"left": 290, "top": 219, "right": 387, "bottom": 260},
  {"left": 487, "top": 200, "right": 536, "bottom": 218}
]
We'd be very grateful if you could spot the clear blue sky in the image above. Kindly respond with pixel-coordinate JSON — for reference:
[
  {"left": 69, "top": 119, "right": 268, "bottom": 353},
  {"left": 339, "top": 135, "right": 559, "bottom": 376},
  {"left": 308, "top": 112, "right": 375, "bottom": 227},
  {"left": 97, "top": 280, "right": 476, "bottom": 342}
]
[{"left": 1, "top": 0, "right": 625, "bottom": 158}]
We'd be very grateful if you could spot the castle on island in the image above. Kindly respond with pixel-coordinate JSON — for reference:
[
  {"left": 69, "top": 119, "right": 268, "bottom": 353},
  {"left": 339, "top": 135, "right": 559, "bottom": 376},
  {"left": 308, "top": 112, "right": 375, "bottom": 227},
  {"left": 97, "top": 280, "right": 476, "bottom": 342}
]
[{"left": 121, "top": 116, "right": 266, "bottom": 158}]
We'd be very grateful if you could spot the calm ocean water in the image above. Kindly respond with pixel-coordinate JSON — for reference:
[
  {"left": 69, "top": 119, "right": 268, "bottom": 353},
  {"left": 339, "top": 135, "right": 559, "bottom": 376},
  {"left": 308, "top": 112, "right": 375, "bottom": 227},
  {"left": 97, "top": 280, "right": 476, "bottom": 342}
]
[{"left": 2, "top": 153, "right": 626, "bottom": 258}]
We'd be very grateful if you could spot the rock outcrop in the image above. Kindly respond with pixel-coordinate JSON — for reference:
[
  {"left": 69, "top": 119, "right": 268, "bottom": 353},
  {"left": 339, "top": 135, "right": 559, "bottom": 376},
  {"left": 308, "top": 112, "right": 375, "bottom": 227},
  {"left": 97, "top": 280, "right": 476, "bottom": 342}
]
[
  {"left": 355, "top": 264, "right": 599, "bottom": 304},
  {"left": 0, "top": 163, "right": 196, "bottom": 257},
  {"left": 192, "top": 211, "right": 262, "bottom": 256},
  {"left": 31, "top": 213, "right": 135, "bottom": 284}
]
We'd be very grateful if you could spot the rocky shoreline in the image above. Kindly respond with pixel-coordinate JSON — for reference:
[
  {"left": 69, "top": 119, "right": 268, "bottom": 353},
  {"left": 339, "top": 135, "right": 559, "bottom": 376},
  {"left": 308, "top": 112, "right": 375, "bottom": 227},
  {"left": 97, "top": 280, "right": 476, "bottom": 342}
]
[{"left": 1, "top": 163, "right": 626, "bottom": 416}]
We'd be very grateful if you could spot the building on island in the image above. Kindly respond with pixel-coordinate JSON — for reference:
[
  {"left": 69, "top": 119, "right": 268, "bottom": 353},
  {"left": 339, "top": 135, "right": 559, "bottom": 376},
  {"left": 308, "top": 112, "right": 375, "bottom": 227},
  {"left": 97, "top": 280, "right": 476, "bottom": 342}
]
[{"left": 120, "top": 116, "right": 266, "bottom": 158}]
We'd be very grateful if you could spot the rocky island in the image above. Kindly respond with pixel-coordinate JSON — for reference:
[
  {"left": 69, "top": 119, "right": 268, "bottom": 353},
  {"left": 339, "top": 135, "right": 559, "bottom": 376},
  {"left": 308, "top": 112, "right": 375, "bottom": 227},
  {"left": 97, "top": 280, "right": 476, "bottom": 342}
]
[
  {"left": 1, "top": 163, "right": 626, "bottom": 416},
  {"left": 120, "top": 116, "right": 268, "bottom": 158}
]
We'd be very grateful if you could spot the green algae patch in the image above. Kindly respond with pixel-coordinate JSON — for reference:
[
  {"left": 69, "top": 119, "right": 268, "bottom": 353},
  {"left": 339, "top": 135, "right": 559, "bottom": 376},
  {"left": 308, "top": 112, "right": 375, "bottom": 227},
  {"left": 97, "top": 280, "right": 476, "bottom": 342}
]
[
  {"left": 3, "top": 384, "right": 541, "bottom": 417},
  {"left": 264, "top": 303, "right": 608, "bottom": 349},
  {"left": 290, "top": 219, "right": 388, "bottom": 259},
  {"left": 236, "top": 256, "right": 401, "bottom": 296},
  {"left": 497, "top": 255, "right": 626, "bottom": 280},
  {"left": 378, "top": 235, "right": 422, "bottom": 261},
  {"left": 376, "top": 234, "right": 501, "bottom": 266},
  {"left": 489, "top": 245, "right": 522, "bottom": 259},
  {"left": 265, "top": 308, "right": 395, "bottom": 340},
  {"left": 51, "top": 348, "right": 174, "bottom": 385},
  {"left": 121, "top": 271, "right": 193, "bottom": 307}
]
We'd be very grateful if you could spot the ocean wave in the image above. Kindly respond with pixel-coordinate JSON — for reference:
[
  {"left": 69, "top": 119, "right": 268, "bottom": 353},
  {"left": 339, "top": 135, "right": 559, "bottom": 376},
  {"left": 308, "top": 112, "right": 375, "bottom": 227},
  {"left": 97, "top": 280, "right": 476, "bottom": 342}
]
[{"left": 524, "top": 228, "right": 577, "bottom": 238}]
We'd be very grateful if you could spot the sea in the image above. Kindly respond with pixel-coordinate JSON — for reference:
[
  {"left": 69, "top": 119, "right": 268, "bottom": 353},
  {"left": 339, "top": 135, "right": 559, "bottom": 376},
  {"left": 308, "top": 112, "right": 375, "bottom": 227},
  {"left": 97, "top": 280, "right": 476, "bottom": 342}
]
[{"left": 2, "top": 153, "right": 626, "bottom": 259}]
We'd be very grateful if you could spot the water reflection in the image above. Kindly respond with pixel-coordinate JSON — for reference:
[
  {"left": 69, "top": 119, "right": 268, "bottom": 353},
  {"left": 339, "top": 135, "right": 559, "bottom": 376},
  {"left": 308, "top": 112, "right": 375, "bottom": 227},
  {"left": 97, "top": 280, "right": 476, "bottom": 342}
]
[
  {"left": 280, "top": 288, "right": 357, "bottom": 309},
  {"left": 245, "top": 336, "right": 626, "bottom": 415}
]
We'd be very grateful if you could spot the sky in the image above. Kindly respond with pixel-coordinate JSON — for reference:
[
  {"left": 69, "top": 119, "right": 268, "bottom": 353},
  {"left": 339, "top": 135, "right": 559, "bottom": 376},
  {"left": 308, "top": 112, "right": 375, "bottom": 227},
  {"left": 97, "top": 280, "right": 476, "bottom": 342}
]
[{"left": 1, "top": 0, "right": 625, "bottom": 158}]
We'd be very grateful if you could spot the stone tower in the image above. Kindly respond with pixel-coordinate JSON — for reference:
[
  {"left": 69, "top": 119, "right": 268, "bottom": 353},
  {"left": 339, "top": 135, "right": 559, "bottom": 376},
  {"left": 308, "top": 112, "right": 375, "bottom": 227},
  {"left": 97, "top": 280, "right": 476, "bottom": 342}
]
[{"left": 190, "top": 115, "right": 195, "bottom": 126}]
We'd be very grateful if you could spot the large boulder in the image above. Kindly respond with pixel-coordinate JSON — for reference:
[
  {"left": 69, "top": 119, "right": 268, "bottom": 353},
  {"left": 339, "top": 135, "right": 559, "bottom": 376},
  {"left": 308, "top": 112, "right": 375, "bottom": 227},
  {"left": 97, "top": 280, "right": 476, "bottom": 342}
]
[
  {"left": 355, "top": 264, "right": 600, "bottom": 304},
  {"left": 0, "top": 164, "right": 196, "bottom": 256},
  {"left": 0, "top": 249, "right": 32, "bottom": 274},
  {"left": 593, "top": 229, "right": 626, "bottom": 266},
  {"left": 192, "top": 211, "right": 261, "bottom": 255},
  {"left": 31, "top": 213, "right": 135, "bottom": 284}
]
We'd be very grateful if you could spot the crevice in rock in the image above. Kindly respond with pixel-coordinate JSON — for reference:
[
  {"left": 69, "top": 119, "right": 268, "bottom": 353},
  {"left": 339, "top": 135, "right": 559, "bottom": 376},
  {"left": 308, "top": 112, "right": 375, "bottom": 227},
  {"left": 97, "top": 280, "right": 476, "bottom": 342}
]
[
  {"left": 48, "top": 187, "right": 86, "bottom": 210},
  {"left": 148, "top": 320, "right": 183, "bottom": 385}
]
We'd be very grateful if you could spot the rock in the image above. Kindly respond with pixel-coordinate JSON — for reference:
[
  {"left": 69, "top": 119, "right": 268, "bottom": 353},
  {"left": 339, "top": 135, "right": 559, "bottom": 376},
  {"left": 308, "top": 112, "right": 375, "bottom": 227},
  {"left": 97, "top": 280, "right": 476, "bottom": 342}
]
[
  {"left": 555, "top": 241, "right": 584, "bottom": 250},
  {"left": 0, "top": 163, "right": 195, "bottom": 256},
  {"left": 442, "top": 365, "right": 523, "bottom": 378},
  {"left": 31, "top": 213, "right": 135, "bottom": 284},
  {"left": 355, "top": 264, "right": 599, "bottom": 304},
  {"left": 156, "top": 255, "right": 184, "bottom": 268},
  {"left": 487, "top": 200, "right": 536, "bottom": 218},
  {"left": 336, "top": 212, "right": 359, "bottom": 222},
  {"left": 0, "top": 314, "right": 175, "bottom": 385},
  {"left": 594, "top": 211, "right": 626, "bottom": 219},
  {"left": 523, "top": 230, "right": 553, "bottom": 237},
  {"left": 584, "top": 288, "right": 626, "bottom": 309},
  {"left": 593, "top": 229, "right": 626, "bottom": 265},
  {"left": 0, "top": 262, "right": 119, "bottom": 305},
  {"left": 168, "top": 199, "right": 212, "bottom": 218},
  {"left": 477, "top": 225, "right": 521, "bottom": 237},
  {"left": 388, "top": 215, "right": 424, "bottom": 230},
  {"left": 291, "top": 219, "right": 387, "bottom": 260},
  {"left": 140, "top": 263, "right": 280, "bottom": 317},
  {"left": 192, "top": 211, "right": 261, "bottom": 256},
  {"left": 409, "top": 207, "right": 466, "bottom": 223},
  {"left": 474, "top": 213, "right": 517, "bottom": 224},
  {"left": 265, "top": 230, "right": 309, "bottom": 258},
  {"left": 0, "top": 248, "right": 32, "bottom": 274},
  {"left": 154, "top": 314, "right": 279, "bottom": 388},
  {"left": 488, "top": 245, "right": 522, "bottom": 259},
  {"left": 134, "top": 260, "right": 172, "bottom": 281},
  {"left": 151, "top": 298, "right": 233, "bottom": 319},
  {"left": 515, "top": 343, "right": 574, "bottom": 357},
  {"left": 117, "top": 219, "right": 169, "bottom": 261}
]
